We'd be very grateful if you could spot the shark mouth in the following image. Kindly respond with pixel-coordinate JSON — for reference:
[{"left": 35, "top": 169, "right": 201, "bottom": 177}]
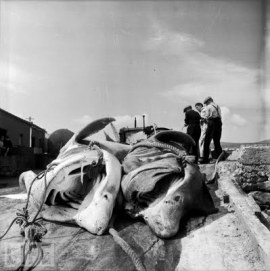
[
  {"left": 20, "top": 145, "right": 122, "bottom": 235},
  {"left": 122, "top": 157, "right": 185, "bottom": 209},
  {"left": 19, "top": 117, "right": 124, "bottom": 236},
  {"left": 121, "top": 156, "right": 186, "bottom": 238},
  {"left": 121, "top": 130, "right": 217, "bottom": 238}
]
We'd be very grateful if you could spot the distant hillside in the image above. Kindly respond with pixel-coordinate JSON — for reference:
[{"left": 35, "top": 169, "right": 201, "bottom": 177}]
[
  {"left": 258, "top": 139, "right": 270, "bottom": 144},
  {"left": 219, "top": 139, "right": 270, "bottom": 149},
  {"left": 220, "top": 142, "right": 242, "bottom": 149}
]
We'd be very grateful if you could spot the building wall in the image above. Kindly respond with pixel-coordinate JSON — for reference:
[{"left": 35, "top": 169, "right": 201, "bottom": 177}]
[{"left": 0, "top": 109, "right": 46, "bottom": 151}]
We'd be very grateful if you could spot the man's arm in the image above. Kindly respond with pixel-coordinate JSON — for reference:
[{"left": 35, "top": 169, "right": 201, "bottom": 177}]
[
  {"left": 217, "top": 105, "right": 222, "bottom": 119},
  {"left": 203, "top": 105, "right": 212, "bottom": 119},
  {"left": 184, "top": 112, "right": 189, "bottom": 126}
]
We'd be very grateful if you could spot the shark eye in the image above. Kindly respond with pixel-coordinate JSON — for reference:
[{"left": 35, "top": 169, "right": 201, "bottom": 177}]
[{"left": 174, "top": 196, "right": 180, "bottom": 202}]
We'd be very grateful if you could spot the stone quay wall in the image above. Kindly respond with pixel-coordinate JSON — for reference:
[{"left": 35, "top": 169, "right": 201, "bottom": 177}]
[{"left": 227, "top": 146, "right": 270, "bottom": 218}]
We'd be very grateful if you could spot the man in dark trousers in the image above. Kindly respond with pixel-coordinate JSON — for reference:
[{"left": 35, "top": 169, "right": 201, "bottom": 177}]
[
  {"left": 183, "top": 105, "right": 201, "bottom": 161},
  {"left": 202, "top": 96, "right": 223, "bottom": 163}
]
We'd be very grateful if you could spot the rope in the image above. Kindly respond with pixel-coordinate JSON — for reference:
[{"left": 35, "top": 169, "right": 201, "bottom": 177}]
[
  {"left": 107, "top": 207, "right": 147, "bottom": 271},
  {"left": 109, "top": 228, "right": 146, "bottom": 271},
  {"left": 0, "top": 217, "right": 21, "bottom": 239},
  {"left": 206, "top": 151, "right": 225, "bottom": 184},
  {"left": 26, "top": 243, "right": 44, "bottom": 271},
  {"left": 25, "top": 170, "right": 46, "bottom": 210},
  {"left": 130, "top": 141, "right": 181, "bottom": 157},
  {"left": 0, "top": 166, "right": 54, "bottom": 271},
  {"left": 30, "top": 164, "right": 55, "bottom": 222},
  {"left": 16, "top": 240, "right": 28, "bottom": 271},
  {"left": 25, "top": 164, "right": 56, "bottom": 220},
  {"left": 0, "top": 165, "right": 53, "bottom": 240},
  {"left": 16, "top": 240, "right": 44, "bottom": 271},
  {"left": 2, "top": 147, "right": 146, "bottom": 271}
]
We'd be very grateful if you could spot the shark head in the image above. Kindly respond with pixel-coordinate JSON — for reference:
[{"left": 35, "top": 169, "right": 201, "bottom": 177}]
[{"left": 19, "top": 118, "right": 125, "bottom": 235}]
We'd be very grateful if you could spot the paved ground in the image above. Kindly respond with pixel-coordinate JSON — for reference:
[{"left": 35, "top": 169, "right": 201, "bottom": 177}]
[
  {"left": 177, "top": 186, "right": 264, "bottom": 271},
  {"left": 0, "top": 171, "right": 267, "bottom": 271},
  {"left": 0, "top": 176, "right": 23, "bottom": 195}
]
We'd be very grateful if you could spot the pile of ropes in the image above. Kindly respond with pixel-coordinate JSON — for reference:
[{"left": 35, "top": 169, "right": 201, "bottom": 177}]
[{"left": 0, "top": 164, "right": 55, "bottom": 271}]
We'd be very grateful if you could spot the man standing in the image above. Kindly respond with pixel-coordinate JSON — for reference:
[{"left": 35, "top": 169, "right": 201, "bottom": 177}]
[
  {"left": 201, "top": 96, "right": 223, "bottom": 163},
  {"left": 183, "top": 105, "right": 201, "bottom": 161},
  {"left": 195, "top": 102, "right": 208, "bottom": 163}
]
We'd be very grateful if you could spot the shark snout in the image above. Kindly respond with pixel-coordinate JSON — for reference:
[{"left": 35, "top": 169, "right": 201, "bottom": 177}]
[
  {"left": 74, "top": 196, "right": 114, "bottom": 235},
  {"left": 75, "top": 210, "right": 108, "bottom": 235}
]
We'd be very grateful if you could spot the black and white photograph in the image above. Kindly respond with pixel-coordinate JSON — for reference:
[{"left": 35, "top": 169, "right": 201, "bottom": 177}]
[{"left": 0, "top": 0, "right": 270, "bottom": 270}]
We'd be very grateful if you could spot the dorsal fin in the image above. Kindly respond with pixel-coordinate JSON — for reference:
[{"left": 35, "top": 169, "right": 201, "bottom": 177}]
[
  {"left": 58, "top": 117, "right": 115, "bottom": 156},
  {"left": 75, "top": 117, "right": 116, "bottom": 143},
  {"left": 103, "top": 131, "right": 115, "bottom": 142}
]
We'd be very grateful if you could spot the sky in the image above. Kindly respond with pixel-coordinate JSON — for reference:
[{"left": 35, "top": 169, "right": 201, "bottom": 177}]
[{"left": 0, "top": 0, "right": 268, "bottom": 143}]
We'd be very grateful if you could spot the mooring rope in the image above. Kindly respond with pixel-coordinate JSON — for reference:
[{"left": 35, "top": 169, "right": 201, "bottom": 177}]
[
  {"left": 0, "top": 165, "right": 56, "bottom": 271},
  {"left": 107, "top": 209, "right": 147, "bottom": 271},
  {"left": 1, "top": 146, "right": 147, "bottom": 271},
  {"left": 109, "top": 227, "right": 147, "bottom": 271}
]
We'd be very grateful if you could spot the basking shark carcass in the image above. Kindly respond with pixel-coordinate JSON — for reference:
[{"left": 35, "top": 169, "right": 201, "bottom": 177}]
[
  {"left": 121, "top": 130, "right": 218, "bottom": 238},
  {"left": 19, "top": 118, "right": 217, "bottom": 240},
  {"left": 17, "top": 117, "right": 219, "bottom": 271},
  {"left": 19, "top": 118, "right": 130, "bottom": 235}
]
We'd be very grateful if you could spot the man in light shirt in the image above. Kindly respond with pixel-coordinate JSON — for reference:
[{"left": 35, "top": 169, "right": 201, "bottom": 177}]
[
  {"left": 195, "top": 102, "right": 208, "bottom": 163},
  {"left": 201, "top": 96, "right": 223, "bottom": 163}
]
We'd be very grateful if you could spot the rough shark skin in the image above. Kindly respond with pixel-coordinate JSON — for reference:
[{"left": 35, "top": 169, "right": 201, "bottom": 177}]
[
  {"left": 121, "top": 131, "right": 218, "bottom": 238},
  {"left": 19, "top": 118, "right": 217, "bottom": 240},
  {"left": 20, "top": 147, "right": 122, "bottom": 235},
  {"left": 19, "top": 118, "right": 127, "bottom": 235}
]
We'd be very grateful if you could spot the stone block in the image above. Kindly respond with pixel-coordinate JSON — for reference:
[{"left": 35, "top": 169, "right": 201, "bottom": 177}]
[
  {"left": 245, "top": 175, "right": 268, "bottom": 184},
  {"left": 216, "top": 161, "right": 236, "bottom": 176},
  {"left": 266, "top": 210, "right": 270, "bottom": 216},
  {"left": 242, "top": 181, "right": 270, "bottom": 192},
  {"left": 244, "top": 165, "right": 254, "bottom": 173},
  {"left": 247, "top": 194, "right": 261, "bottom": 214},
  {"left": 249, "top": 191, "right": 270, "bottom": 206},
  {"left": 258, "top": 171, "right": 267, "bottom": 177},
  {"left": 243, "top": 172, "right": 251, "bottom": 178},
  {"left": 232, "top": 168, "right": 243, "bottom": 177},
  {"left": 218, "top": 175, "right": 270, "bottom": 269},
  {"left": 227, "top": 148, "right": 243, "bottom": 161},
  {"left": 242, "top": 183, "right": 258, "bottom": 192},
  {"left": 258, "top": 181, "right": 270, "bottom": 191},
  {"left": 239, "top": 147, "right": 270, "bottom": 165}
]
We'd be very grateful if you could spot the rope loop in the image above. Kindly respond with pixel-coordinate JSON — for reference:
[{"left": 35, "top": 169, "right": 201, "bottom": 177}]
[{"left": 0, "top": 166, "right": 54, "bottom": 270}]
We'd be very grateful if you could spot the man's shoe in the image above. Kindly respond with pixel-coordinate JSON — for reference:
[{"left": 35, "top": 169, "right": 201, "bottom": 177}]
[
  {"left": 198, "top": 158, "right": 208, "bottom": 164},
  {"left": 199, "top": 159, "right": 210, "bottom": 164}
]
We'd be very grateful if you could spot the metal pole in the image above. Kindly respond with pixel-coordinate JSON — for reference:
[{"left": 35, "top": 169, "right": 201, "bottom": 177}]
[
  {"left": 29, "top": 125, "right": 32, "bottom": 147},
  {"left": 26, "top": 117, "right": 34, "bottom": 148}
]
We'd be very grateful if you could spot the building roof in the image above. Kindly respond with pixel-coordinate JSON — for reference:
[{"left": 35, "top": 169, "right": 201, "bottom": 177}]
[{"left": 0, "top": 107, "right": 47, "bottom": 133}]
